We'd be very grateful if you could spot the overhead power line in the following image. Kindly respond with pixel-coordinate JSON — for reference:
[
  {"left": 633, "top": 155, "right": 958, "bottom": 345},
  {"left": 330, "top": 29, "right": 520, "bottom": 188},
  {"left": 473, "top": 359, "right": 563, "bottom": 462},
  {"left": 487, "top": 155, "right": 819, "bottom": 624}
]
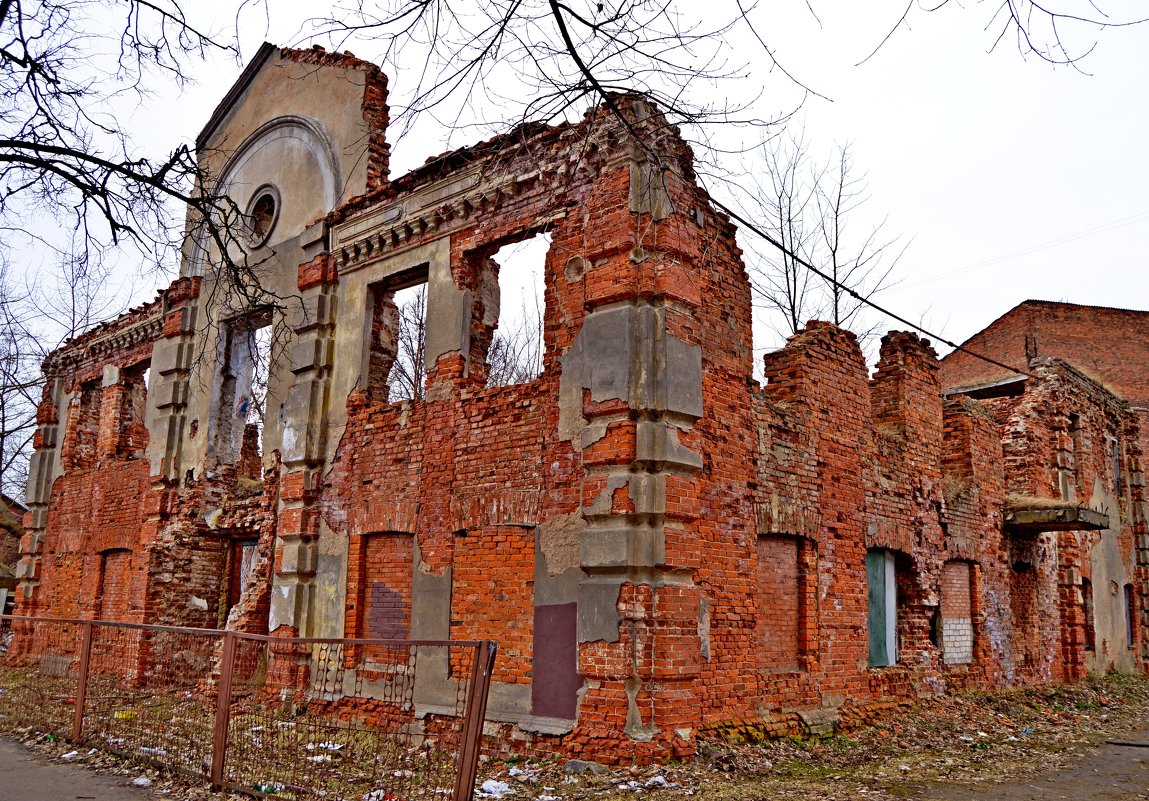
[{"left": 704, "top": 194, "right": 1034, "bottom": 380}]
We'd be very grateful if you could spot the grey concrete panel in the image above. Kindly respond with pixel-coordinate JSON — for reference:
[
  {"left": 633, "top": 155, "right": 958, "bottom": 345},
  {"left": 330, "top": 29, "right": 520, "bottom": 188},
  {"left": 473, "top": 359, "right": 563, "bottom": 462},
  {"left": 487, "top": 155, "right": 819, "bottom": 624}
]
[
  {"left": 580, "top": 527, "right": 663, "bottom": 569},
  {"left": 628, "top": 472, "right": 667, "bottom": 516},
  {"left": 585, "top": 306, "right": 637, "bottom": 403},
  {"left": 411, "top": 562, "right": 454, "bottom": 708},
  {"left": 577, "top": 577, "right": 622, "bottom": 643},
  {"left": 635, "top": 420, "right": 703, "bottom": 470},
  {"left": 411, "top": 564, "right": 452, "bottom": 641},
  {"left": 424, "top": 276, "right": 471, "bottom": 369},
  {"left": 628, "top": 160, "right": 672, "bottom": 221},
  {"left": 663, "top": 336, "right": 704, "bottom": 418},
  {"left": 313, "top": 553, "right": 347, "bottom": 639},
  {"left": 279, "top": 382, "right": 318, "bottom": 464},
  {"left": 537, "top": 512, "right": 585, "bottom": 580}
]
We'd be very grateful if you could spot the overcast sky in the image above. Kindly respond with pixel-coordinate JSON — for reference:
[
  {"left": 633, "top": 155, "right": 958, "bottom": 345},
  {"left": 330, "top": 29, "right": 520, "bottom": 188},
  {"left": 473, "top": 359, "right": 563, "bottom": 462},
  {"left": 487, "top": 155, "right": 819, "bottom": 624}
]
[{"left": 122, "top": 1, "right": 1149, "bottom": 361}]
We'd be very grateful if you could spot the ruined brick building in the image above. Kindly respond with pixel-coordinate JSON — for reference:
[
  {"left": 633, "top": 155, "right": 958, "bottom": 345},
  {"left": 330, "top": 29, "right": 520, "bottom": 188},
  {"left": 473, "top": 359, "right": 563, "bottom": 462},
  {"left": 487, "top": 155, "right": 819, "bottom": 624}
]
[{"left": 14, "top": 45, "right": 1147, "bottom": 761}]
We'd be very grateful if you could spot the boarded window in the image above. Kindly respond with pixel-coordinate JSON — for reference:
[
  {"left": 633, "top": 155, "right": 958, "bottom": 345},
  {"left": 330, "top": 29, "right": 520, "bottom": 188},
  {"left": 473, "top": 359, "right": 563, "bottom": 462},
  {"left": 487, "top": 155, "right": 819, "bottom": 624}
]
[
  {"left": 97, "top": 548, "right": 132, "bottom": 622},
  {"left": 757, "top": 534, "right": 801, "bottom": 671},
  {"left": 360, "top": 533, "right": 414, "bottom": 641},
  {"left": 1125, "top": 583, "right": 1135, "bottom": 649},
  {"left": 940, "top": 561, "right": 974, "bottom": 665},
  {"left": 1082, "top": 577, "right": 1096, "bottom": 651},
  {"left": 867, "top": 549, "right": 898, "bottom": 667}
]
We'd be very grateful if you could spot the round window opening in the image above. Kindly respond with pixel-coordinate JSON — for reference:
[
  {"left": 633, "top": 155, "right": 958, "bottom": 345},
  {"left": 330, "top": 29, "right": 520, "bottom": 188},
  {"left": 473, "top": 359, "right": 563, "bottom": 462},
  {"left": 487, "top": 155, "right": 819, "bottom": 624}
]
[{"left": 245, "top": 185, "right": 280, "bottom": 246}]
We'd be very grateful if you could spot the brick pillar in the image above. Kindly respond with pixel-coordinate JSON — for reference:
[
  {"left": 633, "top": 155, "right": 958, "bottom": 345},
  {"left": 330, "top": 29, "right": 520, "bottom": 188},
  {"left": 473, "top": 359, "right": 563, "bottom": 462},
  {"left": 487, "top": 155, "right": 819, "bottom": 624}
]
[
  {"left": 269, "top": 247, "right": 337, "bottom": 638},
  {"left": 146, "top": 277, "right": 201, "bottom": 482},
  {"left": 559, "top": 130, "right": 706, "bottom": 760},
  {"left": 15, "top": 375, "right": 68, "bottom": 611}
]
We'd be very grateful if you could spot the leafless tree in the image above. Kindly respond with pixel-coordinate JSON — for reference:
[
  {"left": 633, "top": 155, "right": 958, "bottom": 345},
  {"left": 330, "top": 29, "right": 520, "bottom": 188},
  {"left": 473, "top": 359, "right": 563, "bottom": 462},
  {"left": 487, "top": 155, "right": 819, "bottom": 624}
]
[
  {"left": 747, "top": 132, "right": 904, "bottom": 353},
  {"left": 865, "top": 0, "right": 1148, "bottom": 67},
  {"left": 487, "top": 294, "right": 544, "bottom": 388},
  {"left": 748, "top": 129, "right": 825, "bottom": 340},
  {"left": 0, "top": 254, "right": 121, "bottom": 500},
  {"left": 0, "top": 265, "right": 41, "bottom": 500},
  {"left": 813, "top": 143, "right": 906, "bottom": 336},
  {"left": 387, "top": 286, "right": 428, "bottom": 402}
]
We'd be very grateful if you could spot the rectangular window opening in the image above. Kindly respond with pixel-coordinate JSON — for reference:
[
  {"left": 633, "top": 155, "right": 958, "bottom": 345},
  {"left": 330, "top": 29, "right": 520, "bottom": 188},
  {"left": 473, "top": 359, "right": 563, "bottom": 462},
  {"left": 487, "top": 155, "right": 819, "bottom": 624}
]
[
  {"left": 116, "top": 361, "right": 151, "bottom": 459},
  {"left": 1125, "top": 583, "right": 1135, "bottom": 650},
  {"left": 1082, "top": 577, "right": 1096, "bottom": 652},
  {"left": 364, "top": 267, "right": 429, "bottom": 404},
  {"left": 213, "top": 310, "right": 273, "bottom": 474},
  {"left": 867, "top": 548, "right": 899, "bottom": 668},
  {"left": 227, "top": 538, "right": 259, "bottom": 613},
  {"left": 756, "top": 533, "right": 804, "bottom": 671},
  {"left": 940, "top": 560, "right": 975, "bottom": 665},
  {"left": 480, "top": 232, "right": 548, "bottom": 388}
]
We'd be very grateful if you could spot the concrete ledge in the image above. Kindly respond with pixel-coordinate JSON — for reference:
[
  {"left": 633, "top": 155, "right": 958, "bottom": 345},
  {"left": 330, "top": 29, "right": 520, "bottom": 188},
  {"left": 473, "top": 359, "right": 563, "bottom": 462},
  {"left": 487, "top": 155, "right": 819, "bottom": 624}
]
[{"left": 1005, "top": 505, "right": 1109, "bottom": 533}]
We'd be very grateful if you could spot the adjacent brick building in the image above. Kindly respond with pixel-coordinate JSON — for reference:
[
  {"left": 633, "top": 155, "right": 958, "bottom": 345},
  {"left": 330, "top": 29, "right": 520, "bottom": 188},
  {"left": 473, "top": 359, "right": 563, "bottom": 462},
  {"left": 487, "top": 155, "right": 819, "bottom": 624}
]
[{"left": 14, "top": 46, "right": 1147, "bottom": 761}]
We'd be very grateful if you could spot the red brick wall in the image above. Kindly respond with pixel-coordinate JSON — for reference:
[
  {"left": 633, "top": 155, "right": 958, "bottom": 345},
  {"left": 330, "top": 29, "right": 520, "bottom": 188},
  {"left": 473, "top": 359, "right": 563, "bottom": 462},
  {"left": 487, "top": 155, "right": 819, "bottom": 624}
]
[
  {"left": 451, "top": 526, "right": 534, "bottom": 685},
  {"left": 756, "top": 535, "right": 800, "bottom": 671},
  {"left": 98, "top": 549, "right": 132, "bottom": 621},
  {"left": 357, "top": 532, "right": 413, "bottom": 640},
  {"left": 940, "top": 301, "right": 1149, "bottom": 406}
]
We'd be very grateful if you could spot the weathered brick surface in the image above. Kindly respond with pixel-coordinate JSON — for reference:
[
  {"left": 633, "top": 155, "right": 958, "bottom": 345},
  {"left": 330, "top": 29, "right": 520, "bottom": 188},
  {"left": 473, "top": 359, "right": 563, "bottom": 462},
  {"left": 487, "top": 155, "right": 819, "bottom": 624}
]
[{"left": 16, "top": 50, "right": 1147, "bottom": 762}]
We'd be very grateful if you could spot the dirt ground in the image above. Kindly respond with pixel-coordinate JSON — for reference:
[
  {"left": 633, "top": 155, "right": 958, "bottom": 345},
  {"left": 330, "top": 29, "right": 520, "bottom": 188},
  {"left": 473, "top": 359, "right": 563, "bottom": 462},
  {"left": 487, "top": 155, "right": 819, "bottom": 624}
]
[{"left": 4, "top": 672, "right": 1149, "bottom": 800}]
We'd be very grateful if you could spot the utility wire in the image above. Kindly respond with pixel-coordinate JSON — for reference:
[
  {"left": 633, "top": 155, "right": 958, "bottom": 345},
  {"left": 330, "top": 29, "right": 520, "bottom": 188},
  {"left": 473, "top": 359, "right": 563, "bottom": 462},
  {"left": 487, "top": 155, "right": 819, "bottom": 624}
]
[{"left": 704, "top": 193, "right": 1035, "bottom": 380}]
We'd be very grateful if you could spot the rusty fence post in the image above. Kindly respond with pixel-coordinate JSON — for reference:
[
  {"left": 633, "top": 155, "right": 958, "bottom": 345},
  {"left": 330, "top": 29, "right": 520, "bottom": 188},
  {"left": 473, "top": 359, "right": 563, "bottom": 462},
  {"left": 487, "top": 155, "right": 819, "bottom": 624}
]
[
  {"left": 452, "top": 640, "right": 498, "bottom": 801},
  {"left": 71, "top": 621, "right": 94, "bottom": 743},
  {"left": 210, "top": 631, "right": 237, "bottom": 789}
]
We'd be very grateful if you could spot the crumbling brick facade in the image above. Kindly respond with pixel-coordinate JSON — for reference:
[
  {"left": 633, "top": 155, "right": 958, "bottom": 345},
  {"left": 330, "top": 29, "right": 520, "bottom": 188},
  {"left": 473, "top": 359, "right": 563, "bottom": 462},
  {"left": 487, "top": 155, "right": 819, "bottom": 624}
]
[{"left": 15, "top": 45, "right": 1147, "bottom": 761}]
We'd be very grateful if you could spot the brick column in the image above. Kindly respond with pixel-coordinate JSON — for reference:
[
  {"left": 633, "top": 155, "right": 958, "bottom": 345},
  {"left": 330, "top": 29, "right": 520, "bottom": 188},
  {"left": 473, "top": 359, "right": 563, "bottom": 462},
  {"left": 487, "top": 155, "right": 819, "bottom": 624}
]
[
  {"left": 14, "top": 375, "right": 68, "bottom": 610},
  {"left": 269, "top": 243, "right": 337, "bottom": 637}
]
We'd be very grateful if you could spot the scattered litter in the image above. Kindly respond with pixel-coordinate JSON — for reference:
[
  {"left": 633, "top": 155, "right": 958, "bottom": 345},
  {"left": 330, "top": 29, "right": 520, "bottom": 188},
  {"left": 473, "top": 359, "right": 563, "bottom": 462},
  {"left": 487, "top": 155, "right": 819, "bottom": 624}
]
[
  {"left": 276, "top": 721, "right": 296, "bottom": 729},
  {"left": 959, "top": 736, "right": 974, "bottom": 743},
  {"left": 976, "top": 731, "right": 988, "bottom": 738},
  {"left": 306, "top": 741, "right": 345, "bottom": 751},
  {"left": 306, "top": 754, "right": 333, "bottom": 763},
  {"left": 645, "top": 776, "right": 677, "bottom": 788},
  {"left": 1020, "top": 727, "right": 1034, "bottom": 734},
  {"left": 478, "top": 780, "right": 515, "bottom": 797},
  {"left": 563, "top": 760, "right": 609, "bottom": 775},
  {"left": 617, "top": 780, "right": 643, "bottom": 792},
  {"left": 392, "top": 769, "right": 413, "bottom": 778},
  {"left": 508, "top": 767, "right": 526, "bottom": 777},
  {"left": 87, "top": 748, "right": 98, "bottom": 755},
  {"left": 59, "top": 750, "right": 79, "bottom": 760},
  {"left": 114, "top": 709, "right": 137, "bottom": 720},
  {"left": 253, "top": 782, "right": 285, "bottom": 794},
  {"left": 103, "top": 736, "right": 125, "bottom": 745},
  {"left": 250, "top": 725, "right": 265, "bottom": 732},
  {"left": 536, "top": 796, "right": 560, "bottom": 801},
  {"left": 138, "top": 746, "right": 168, "bottom": 756},
  {"left": 131, "top": 775, "right": 153, "bottom": 788}
]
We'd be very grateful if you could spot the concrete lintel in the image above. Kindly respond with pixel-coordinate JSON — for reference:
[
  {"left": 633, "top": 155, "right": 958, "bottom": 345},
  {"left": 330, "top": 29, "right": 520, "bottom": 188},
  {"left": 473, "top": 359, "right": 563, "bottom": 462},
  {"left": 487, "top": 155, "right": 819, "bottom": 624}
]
[
  {"left": 580, "top": 526, "right": 664, "bottom": 570},
  {"left": 1005, "top": 505, "right": 1110, "bottom": 533}
]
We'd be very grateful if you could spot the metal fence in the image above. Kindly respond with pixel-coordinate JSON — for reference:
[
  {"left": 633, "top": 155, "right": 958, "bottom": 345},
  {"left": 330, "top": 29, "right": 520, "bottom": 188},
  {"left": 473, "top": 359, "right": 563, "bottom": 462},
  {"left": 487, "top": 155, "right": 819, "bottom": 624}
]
[{"left": 0, "top": 616, "right": 496, "bottom": 800}]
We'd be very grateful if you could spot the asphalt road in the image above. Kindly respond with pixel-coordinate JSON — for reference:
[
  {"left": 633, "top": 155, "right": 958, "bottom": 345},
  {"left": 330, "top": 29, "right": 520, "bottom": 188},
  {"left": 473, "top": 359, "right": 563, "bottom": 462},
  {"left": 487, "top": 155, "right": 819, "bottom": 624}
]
[
  {"left": 0, "top": 738, "right": 150, "bottom": 801},
  {"left": 925, "top": 729, "right": 1149, "bottom": 801}
]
